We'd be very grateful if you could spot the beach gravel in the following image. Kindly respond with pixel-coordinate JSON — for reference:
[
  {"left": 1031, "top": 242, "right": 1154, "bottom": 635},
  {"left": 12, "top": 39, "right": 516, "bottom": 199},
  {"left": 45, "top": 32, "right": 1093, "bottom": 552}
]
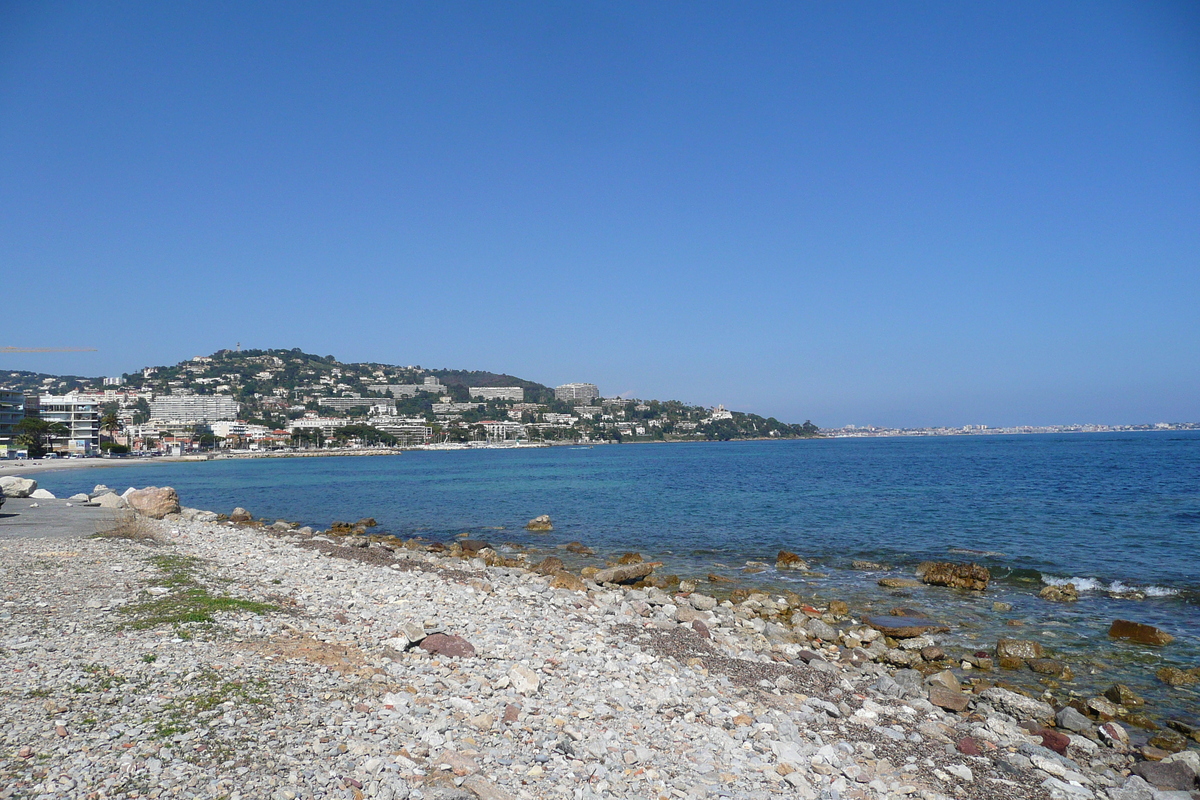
[{"left": 0, "top": 497, "right": 1187, "bottom": 800}]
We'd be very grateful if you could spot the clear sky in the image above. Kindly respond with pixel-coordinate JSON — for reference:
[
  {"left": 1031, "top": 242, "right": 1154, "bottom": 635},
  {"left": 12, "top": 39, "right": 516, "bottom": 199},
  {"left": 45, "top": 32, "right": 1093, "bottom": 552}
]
[{"left": 2, "top": 2, "right": 1197, "bottom": 427}]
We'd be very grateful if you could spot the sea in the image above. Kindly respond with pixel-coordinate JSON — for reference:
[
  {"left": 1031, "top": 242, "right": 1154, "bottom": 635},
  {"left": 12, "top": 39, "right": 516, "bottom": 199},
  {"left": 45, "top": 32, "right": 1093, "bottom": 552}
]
[{"left": 35, "top": 431, "right": 1200, "bottom": 727}]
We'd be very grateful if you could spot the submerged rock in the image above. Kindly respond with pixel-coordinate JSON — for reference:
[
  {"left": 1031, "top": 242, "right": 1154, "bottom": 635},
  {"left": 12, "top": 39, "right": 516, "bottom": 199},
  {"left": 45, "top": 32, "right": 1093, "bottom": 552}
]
[
  {"left": 864, "top": 615, "right": 948, "bottom": 638},
  {"left": 1039, "top": 583, "right": 1079, "bottom": 602},
  {"left": 1109, "top": 619, "right": 1174, "bottom": 646},
  {"left": 776, "top": 550, "right": 808, "bottom": 570},
  {"left": 996, "top": 638, "right": 1043, "bottom": 660}
]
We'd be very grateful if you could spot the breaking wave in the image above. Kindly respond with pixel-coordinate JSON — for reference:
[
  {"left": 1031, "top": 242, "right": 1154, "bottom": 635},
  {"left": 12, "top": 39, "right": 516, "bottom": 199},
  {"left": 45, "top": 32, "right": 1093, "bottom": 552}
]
[{"left": 1041, "top": 574, "right": 1180, "bottom": 597}]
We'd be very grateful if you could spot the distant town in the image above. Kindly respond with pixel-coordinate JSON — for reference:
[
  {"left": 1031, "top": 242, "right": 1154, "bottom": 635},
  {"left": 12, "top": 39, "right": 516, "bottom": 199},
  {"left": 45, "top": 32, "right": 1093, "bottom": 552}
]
[
  {"left": 0, "top": 348, "right": 818, "bottom": 457},
  {"left": 1, "top": 348, "right": 1194, "bottom": 459}
]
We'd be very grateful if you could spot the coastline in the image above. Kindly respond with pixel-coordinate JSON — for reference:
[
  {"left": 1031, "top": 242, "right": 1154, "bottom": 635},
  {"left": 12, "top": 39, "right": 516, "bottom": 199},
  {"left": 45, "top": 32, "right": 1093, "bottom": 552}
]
[{"left": 1, "top": 491, "right": 1195, "bottom": 799}]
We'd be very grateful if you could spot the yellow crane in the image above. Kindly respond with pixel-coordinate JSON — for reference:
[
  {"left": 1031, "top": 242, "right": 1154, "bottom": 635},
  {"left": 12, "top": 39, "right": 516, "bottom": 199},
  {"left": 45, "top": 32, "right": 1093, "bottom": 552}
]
[{"left": 1, "top": 347, "right": 97, "bottom": 353}]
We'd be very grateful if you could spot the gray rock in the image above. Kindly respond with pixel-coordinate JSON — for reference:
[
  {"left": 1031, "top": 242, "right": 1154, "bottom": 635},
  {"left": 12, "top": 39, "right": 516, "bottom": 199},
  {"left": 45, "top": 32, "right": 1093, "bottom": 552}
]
[
  {"left": 805, "top": 618, "right": 838, "bottom": 641},
  {"left": 0, "top": 476, "right": 37, "bottom": 497},
  {"left": 67, "top": 493, "right": 91, "bottom": 503},
  {"left": 1057, "top": 706, "right": 1093, "bottom": 734},
  {"left": 1105, "top": 776, "right": 1155, "bottom": 800},
  {"left": 980, "top": 686, "right": 1055, "bottom": 722}
]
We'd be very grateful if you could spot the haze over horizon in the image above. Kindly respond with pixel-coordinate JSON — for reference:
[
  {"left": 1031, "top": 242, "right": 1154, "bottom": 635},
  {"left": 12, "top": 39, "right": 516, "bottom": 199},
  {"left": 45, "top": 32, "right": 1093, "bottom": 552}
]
[{"left": 2, "top": 2, "right": 1197, "bottom": 429}]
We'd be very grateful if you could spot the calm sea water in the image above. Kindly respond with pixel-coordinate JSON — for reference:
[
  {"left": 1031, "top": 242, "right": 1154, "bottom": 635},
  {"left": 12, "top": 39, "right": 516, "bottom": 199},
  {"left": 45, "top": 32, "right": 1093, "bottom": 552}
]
[{"left": 36, "top": 432, "right": 1200, "bottom": 723}]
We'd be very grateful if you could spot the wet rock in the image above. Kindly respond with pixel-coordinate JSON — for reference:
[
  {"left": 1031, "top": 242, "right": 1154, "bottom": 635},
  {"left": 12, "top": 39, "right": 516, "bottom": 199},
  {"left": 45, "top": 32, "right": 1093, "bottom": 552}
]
[
  {"left": 917, "top": 561, "right": 990, "bottom": 591},
  {"left": 562, "top": 541, "right": 594, "bottom": 555},
  {"left": 851, "top": 560, "right": 888, "bottom": 570},
  {"left": 1086, "top": 696, "right": 1120, "bottom": 720},
  {"left": 864, "top": 616, "right": 948, "bottom": 638},
  {"left": 979, "top": 686, "right": 1054, "bottom": 722},
  {"left": 706, "top": 573, "right": 734, "bottom": 583},
  {"left": 459, "top": 540, "right": 491, "bottom": 556},
  {"left": 524, "top": 515, "right": 553, "bottom": 531},
  {"left": 1147, "top": 730, "right": 1188, "bottom": 754},
  {"left": 1028, "top": 658, "right": 1073, "bottom": 680},
  {"left": 1156, "top": 667, "right": 1197, "bottom": 687},
  {"left": 827, "top": 599, "right": 848, "bottom": 617},
  {"left": 920, "top": 646, "right": 945, "bottom": 661},
  {"left": 356, "top": 517, "right": 377, "bottom": 528},
  {"left": 0, "top": 476, "right": 37, "bottom": 497},
  {"left": 1109, "top": 619, "right": 1174, "bottom": 646},
  {"left": 126, "top": 487, "right": 181, "bottom": 519},
  {"left": 594, "top": 562, "right": 655, "bottom": 585},
  {"left": 418, "top": 633, "right": 476, "bottom": 658},
  {"left": 532, "top": 556, "right": 565, "bottom": 575},
  {"left": 615, "top": 552, "right": 644, "bottom": 565},
  {"left": 776, "top": 550, "right": 808, "bottom": 570},
  {"left": 1131, "top": 760, "right": 1197, "bottom": 791},
  {"left": 1039, "top": 583, "right": 1079, "bottom": 602},
  {"left": 1104, "top": 683, "right": 1145, "bottom": 706},
  {"left": 230, "top": 507, "right": 252, "bottom": 522},
  {"left": 996, "top": 638, "right": 1044, "bottom": 660},
  {"left": 878, "top": 578, "right": 922, "bottom": 588}
]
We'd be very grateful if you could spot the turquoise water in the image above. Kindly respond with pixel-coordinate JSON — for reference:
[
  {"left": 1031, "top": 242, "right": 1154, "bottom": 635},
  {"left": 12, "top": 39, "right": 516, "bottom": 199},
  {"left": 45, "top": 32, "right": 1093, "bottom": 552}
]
[{"left": 35, "top": 432, "right": 1200, "bottom": 723}]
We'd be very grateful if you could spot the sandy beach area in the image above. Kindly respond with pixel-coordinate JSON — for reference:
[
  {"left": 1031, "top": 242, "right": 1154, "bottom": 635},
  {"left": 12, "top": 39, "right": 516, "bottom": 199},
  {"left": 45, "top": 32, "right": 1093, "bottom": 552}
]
[{"left": 2, "top": 484, "right": 1196, "bottom": 800}]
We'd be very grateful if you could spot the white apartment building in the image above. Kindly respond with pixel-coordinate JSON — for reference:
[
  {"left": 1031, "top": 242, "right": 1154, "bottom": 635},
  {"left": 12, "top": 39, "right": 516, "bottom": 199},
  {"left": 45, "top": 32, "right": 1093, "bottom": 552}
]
[
  {"left": 431, "top": 402, "right": 484, "bottom": 413},
  {"left": 318, "top": 396, "right": 395, "bottom": 414},
  {"left": 103, "top": 376, "right": 125, "bottom": 386},
  {"left": 554, "top": 383, "right": 599, "bottom": 403},
  {"left": 469, "top": 387, "right": 525, "bottom": 402},
  {"left": 542, "top": 413, "right": 579, "bottom": 426},
  {"left": 481, "top": 420, "right": 525, "bottom": 440},
  {"left": 288, "top": 417, "right": 347, "bottom": 437},
  {"left": 149, "top": 394, "right": 240, "bottom": 422},
  {"left": 369, "top": 416, "right": 433, "bottom": 446},
  {"left": 367, "top": 376, "right": 444, "bottom": 398},
  {"left": 39, "top": 395, "right": 101, "bottom": 454}
]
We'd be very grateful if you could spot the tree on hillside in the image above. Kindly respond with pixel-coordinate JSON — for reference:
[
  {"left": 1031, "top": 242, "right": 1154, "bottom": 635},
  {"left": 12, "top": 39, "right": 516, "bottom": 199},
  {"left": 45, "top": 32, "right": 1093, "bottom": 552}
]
[{"left": 14, "top": 417, "right": 69, "bottom": 458}]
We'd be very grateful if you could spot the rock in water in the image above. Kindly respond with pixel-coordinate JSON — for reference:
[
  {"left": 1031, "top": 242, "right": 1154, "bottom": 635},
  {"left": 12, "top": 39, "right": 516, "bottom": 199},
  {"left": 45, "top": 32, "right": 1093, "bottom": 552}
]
[
  {"left": 1040, "top": 583, "right": 1079, "bottom": 602},
  {"left": 996, "top": 638, "right": 1044, "bottom": 660},
  {"left": 918, "top": 562, "right": 990, "bottom": 591},
  {"left": 1105, "top": 683, "right": 1145, "bottom": 706},
  {"left": 864, "top": 616, "right": 949, "bottom": 638},
  {"left": 776, "top": 550, "right": 808, "bottom": 570},
  {"left": 525, "top": 515, "right": 553, "bottom": 531},
  {"left": 126, "top": 487, "right": 181, "bottom": 519},
  {"left": 878, "top": 577, "right": 923, "bottom": 588},
  {"left": 1109, "top": 619, "right": 1174, "bottom": 646},
  {"left": 0, "top": 476, "right": 37, "bottom": 498}
]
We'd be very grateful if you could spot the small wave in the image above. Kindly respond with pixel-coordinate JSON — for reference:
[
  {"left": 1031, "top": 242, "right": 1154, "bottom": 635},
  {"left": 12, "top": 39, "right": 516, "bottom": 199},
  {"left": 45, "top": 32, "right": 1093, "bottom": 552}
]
[
  {"left": 1041, "top": 575, "right": 1180, "bottom": 597},
  {"left": 948, "top": 547, "right": 1007, "bottom": 557}
]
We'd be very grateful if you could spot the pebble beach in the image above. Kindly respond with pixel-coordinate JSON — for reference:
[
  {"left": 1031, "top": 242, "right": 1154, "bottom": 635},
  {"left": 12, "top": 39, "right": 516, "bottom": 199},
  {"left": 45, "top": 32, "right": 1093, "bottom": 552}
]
[{"left": 1, "top": 483, "right": 1198, "bottom": 800}]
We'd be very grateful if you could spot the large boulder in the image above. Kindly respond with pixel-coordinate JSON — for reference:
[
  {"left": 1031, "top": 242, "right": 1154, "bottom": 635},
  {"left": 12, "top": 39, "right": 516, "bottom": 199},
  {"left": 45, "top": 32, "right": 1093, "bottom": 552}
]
[
  {"left": 96, "top": 492, "right": 129, "bottom": 509},
  {"left": 125, "top": 487, "right": 181, "bottom": 519},
  {"left": 29, "top": 489, "right": 56, "bottom": 500},
  {"left": 593, "top": 562, "right": 655, "bottom": 585},
  {"left": 1109, "top": 619, "right": 1174, "bottom": 646},
  {"left": 918, "top": 561, "right": 990, "bottom": 591},
  {"left": 0, "top": 476, "right": 37, "bottom": 498}
]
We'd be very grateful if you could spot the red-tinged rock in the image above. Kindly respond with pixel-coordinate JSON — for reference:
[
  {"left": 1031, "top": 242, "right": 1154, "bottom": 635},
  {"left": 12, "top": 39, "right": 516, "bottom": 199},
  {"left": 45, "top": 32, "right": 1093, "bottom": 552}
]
[
  {"left": 1108, "top": 619, "right": 1174, "bottom": 646},
  {"left": 1037, "top": 728, "right": 1070, "bottom": 755},
  {"left": 18, "top": 746, "right": 33, "bottom": 758},
  {"left": 55, "top": 725, "right": 67, "bottom": 738},
  {"left": 503, "top": 704, "right": 521, "bottom": 723},
  {"left": 956, "top": 737, "right": 982, "bottom": 756},
  {"left": 354, "top": 703, "right": 370, "bottom": 713},
  {"left": 691, "top": 620, "right": 710, "bottom": 639},
  {"left": 418, "top": 633, "right": 476, "bottom": 659},
  {"left": 345, "top": 777, "right": 363, "bottom": 789},
  {"left": 1099, "top": 722, "right": 1130, "bottom": 749}
]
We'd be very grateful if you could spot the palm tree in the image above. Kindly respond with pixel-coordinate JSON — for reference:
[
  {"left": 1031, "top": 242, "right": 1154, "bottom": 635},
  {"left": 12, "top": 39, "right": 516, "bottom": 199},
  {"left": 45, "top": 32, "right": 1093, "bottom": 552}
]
[{"left": 100, "top": 412, "right": 121, "bottom": 446}]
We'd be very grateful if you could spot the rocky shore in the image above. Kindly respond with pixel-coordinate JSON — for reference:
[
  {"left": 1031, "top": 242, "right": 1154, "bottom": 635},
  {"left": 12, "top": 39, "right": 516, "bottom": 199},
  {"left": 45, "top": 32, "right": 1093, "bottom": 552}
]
[{"left": 1, "top": 486, "right": 1197, "bottom": 800}]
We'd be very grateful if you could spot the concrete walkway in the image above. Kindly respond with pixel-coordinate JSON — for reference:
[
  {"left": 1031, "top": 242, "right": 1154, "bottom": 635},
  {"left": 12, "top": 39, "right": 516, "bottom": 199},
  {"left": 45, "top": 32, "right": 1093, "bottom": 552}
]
[{"left": 0, "top": 497, "right": 123, "bottom": 540}]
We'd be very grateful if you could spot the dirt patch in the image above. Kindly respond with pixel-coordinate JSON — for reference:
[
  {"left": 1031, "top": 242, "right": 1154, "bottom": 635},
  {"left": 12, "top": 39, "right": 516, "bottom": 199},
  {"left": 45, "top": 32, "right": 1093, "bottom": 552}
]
[{"left": 239, "top": 632, "right": 372, "bottom": 675}]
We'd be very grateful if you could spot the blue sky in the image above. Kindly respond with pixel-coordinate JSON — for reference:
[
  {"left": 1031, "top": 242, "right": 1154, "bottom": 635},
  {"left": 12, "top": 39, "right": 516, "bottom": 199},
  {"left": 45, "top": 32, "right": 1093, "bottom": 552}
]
[{"left": 2, "top": 2, "right": 1197, "bottom": 427}]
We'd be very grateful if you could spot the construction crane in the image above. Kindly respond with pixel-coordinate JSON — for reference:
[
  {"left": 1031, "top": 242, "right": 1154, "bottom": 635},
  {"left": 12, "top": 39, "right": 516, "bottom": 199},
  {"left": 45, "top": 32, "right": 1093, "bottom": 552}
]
[{"left": 1, "top": 347, "right": 97, "bottom": 353}]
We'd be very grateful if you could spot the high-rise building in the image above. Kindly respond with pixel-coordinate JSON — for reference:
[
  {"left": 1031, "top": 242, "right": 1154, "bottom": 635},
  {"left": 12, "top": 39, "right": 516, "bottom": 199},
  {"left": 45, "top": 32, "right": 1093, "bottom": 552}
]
[
  {"left": 469, "top": 387, "right": 525, "bottom": 401},
  {"left": 38, "top": 395, "right": 101, "bottom": 454},
  {"left": 0, "top": 389, "right": 25, "bottom": 450},
  {"left": 149, "top": 394, "right": 240, "bottom": 422},
  {"left": 554, "top": 383, "right": 599, "bottom": 403}
]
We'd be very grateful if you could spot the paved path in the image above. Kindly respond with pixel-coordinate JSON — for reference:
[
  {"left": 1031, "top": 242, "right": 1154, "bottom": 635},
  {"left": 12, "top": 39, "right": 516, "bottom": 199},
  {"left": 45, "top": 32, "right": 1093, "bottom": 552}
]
[{"left": 0, "top": 497, "right": 123, "bottom": 540}]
